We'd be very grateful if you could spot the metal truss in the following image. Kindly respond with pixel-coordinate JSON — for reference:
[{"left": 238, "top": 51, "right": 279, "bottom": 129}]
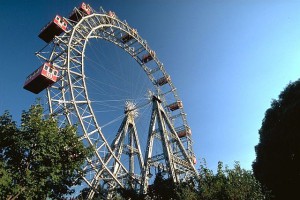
[
  {"left": 141, "top": 96, "right": 197, "bottom": 193},
  {"left": 105, "top": 106, "right": 144, "bottom": 193}
]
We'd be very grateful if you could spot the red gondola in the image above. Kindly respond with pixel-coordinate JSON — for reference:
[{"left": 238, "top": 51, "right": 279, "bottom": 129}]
[
  {"left": 156, "top": 75, "right": 171, "bottom": 86},
  {"left": 105, "top": 11, "right": 116, "bottom": 25},
  {"left": 192, "top": 156, "right": 197, "bottom": 165},
  {"left": 121, "top": 29, "right": 137, "bottom": 44},
  {"left": 107, "top": 11, "right": 116, "bottom": 18},
  {"left": 142, "top": 50, "right": 155, "bottom": 63},
  {"left": 176, "top": 126, "right": 192, "bottom": 138},
  {"left": 38, "top": 15, "right": 67, "bottom": 43},
  {"left": 23, "top": 63, "right": 59, "bottom": 94},
  {"left": 167, "top": 101, "right": 183, "bottom": 111},
  {"left": 69, "top": 2, "right": 92, "bottom": 22}
]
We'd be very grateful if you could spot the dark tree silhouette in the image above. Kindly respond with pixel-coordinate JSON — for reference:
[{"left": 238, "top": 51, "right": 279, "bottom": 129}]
[
  {"left": 253, "top": 79, "right": 300, "bottom": 199},
  {"left": 147, "top": 173, "right": 178, "bottom": 200}
]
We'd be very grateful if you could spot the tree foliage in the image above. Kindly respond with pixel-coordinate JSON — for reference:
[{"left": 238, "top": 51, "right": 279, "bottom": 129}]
[
  {"left": 198, "top": 161, "right": 266, "bottom": 200},
  {"left": 147, "top": 173, "right": 178, "bottom": 200},
  {"left": 115, "top": 161, "right": 266, "bottom": 200},
  {"left": 0, "top": 104, "right": 90, "bottom": 199},
  {"left": 253, "top": 80, "right": 300, "bottom": 199}
]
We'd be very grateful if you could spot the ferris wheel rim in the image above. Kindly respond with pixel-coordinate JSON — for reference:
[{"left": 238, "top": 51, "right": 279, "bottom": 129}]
[
  {"left": 67, "top": 12, "right": 188, "bottom": 125},
  {"left": 42, "top": 9, "right": 193, "bottom": 192}
]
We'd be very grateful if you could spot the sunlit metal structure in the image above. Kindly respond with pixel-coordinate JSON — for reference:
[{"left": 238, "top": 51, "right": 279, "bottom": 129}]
[{"left": 25, "top": 2, "right": 197, "bottom": 198}]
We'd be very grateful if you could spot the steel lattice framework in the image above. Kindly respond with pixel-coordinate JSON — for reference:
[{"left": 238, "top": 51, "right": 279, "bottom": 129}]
[{"left": 35, "top": 5, "right": 197, "bottom": 198}]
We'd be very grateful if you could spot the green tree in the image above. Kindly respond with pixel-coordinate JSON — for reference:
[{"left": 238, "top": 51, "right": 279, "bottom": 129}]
[
  {"left": 116, "top": 187, "right": 144, "bottom": 200},
  {"left": 0, "top": 104, "right": 91, "bottom": 199},
  {"left": 198, "top": 161, "right": 266, "bottom": 200},
  {"left": 114, "top": 173, "right": 191, "bottom": 200},
  {"left": 253, "top": 80, "right": 300, "bottom": 199},
  {"left": 147, "top": 173, "right": 178, "bottom": 200},
  {"left": 175, "top": 178, "right": 198, "bottom": 200},
  {"left": 115, "top": 161, "right": 266, "bottom": 200},
  {"left": 76, "top": 186, "right": 108, "bottom": 200}
]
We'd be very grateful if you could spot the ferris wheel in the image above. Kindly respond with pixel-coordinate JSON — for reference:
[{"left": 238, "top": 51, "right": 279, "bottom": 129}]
[{"left": 24, "top": 2, "right": 197, "bottom": 198}]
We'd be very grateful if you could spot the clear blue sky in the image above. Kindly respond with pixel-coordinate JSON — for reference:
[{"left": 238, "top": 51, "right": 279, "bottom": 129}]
[{"left": 1, "top": 0, "right": 300, "bottom": 172}]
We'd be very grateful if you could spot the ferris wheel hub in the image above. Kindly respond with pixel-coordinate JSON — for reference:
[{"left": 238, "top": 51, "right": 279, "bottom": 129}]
[{"left": 124, "top": 101, "right": 139, "bottom": 118}]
